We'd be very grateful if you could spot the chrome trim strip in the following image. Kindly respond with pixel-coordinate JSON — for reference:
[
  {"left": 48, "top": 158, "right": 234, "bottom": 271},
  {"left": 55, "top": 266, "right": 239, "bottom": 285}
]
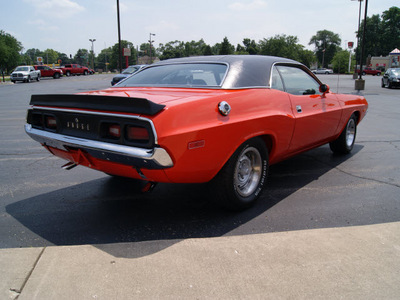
[
  {"left": 25, "top": 124, "right": 173, "bottom": 168},
  {"left": 31, "top": 106, "right": 159, "bottom": 144}
]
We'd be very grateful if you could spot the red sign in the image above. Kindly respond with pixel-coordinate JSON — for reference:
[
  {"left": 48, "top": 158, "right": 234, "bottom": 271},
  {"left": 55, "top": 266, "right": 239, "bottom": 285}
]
[{"left": 348, "top": 42, "right": 354, "bottom": 49}]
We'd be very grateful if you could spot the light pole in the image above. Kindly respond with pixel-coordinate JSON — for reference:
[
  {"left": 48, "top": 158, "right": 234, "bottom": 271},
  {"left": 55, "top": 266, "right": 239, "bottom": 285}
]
[
  {"left": 149, "top": 33, "right": 155, "bottom": 64},
  {"left": 89, "top": 38, "right": 96, "bottom": 70},
  {"left": 352, "top": 0, "right": 368, "bottom": 90},
  {"left": 351, "top": 0, "right": 363, "bottom": 77},
  {"left": 116, "top": 0, "right": 122, "bottom": 73}
]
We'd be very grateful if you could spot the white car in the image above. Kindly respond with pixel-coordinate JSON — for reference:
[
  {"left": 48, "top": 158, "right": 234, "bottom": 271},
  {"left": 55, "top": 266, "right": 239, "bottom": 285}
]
[
  {"left": 10, "top": 66, "right": 41, "bottom": 83},
  {"left": 312, "top": 68, "right": 334, "bottom": 74}
]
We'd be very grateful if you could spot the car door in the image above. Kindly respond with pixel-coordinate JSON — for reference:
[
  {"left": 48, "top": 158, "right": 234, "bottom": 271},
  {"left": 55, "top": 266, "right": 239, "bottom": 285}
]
[
  {"left": 274, "top": 65, "right": 342, "bottom": 152},
  {"left": 43, "top": 66, "right": 52, "bottom": 77}
]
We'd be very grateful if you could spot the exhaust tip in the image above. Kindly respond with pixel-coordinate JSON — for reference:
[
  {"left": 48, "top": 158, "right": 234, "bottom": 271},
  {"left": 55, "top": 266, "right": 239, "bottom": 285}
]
[{"left": 62, "top": 162, "right": 77, "bottom": 170}]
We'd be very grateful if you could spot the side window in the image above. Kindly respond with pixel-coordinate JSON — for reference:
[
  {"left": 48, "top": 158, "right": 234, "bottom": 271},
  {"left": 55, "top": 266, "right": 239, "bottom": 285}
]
[
  {"left": 270, "top": 66, "right": 284, "bottom": 91},
  {"left": 276, "top": 65, "right": 320, "bottom": 95}
]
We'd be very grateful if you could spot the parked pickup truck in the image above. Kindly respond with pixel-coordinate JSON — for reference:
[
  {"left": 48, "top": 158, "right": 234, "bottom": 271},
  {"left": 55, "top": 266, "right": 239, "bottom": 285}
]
[
  {"left": 34, "top": 65, "right": 63, "bottom": 79},
  {"left": 357, "top": 67, "right": 381, "bottom": 76},
  {"left": 10, "top": 66, "right": 41, "bottom": 83},
  {"left": 60, "top": 64, "right": 89, "bottom": 76}
]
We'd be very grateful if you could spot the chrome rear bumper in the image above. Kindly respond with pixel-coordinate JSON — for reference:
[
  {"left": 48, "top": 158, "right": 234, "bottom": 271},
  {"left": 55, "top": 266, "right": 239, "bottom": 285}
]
[{"left": 25, "top": 124, "right": 174, "bottom": 169}]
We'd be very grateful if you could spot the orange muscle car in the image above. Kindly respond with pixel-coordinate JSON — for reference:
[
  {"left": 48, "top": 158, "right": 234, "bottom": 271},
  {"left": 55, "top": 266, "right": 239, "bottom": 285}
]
[{"left": 25, "top": 55, "right": 368, "bottom": 210}]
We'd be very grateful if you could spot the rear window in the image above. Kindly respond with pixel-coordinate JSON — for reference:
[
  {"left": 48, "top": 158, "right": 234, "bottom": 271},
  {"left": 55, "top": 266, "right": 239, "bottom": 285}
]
[
  {"left": 117, "top": 63, "right": 228, "bottom": 88},
  {"left": 122, "top": 66, "right": 140, "bottom": 74},
  {"left": 15, "top": 67, "right": 29, "bottom": 71}
]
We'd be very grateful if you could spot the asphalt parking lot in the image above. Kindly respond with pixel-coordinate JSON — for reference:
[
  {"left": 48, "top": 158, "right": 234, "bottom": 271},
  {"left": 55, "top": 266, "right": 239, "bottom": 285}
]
[{"left": 0, "top": 74, "right": 399, "bottom": 299}]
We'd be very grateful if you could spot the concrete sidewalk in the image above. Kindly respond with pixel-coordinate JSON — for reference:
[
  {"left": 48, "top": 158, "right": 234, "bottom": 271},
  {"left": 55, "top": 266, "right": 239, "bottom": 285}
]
[{"left": 1, "top": 222, "right": 400, "bottom": 299}]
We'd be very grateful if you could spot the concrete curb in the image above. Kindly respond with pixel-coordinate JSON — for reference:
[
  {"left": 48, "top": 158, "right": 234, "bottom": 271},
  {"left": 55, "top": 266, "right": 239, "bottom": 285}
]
[{"left": 2, "top": 222, "right": 399, "bottom": 299}]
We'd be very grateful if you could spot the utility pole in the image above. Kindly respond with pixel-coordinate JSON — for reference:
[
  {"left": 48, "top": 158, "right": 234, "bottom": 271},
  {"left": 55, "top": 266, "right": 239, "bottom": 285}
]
[
  {"left": 117, "top": 0, "right": 122, "bottom": 73},
  {"left": 89, "top": 39, "right": 96, "bottom": 70},
  {"left": 149, "top": 33, "right": 155, "bottom": 64}
]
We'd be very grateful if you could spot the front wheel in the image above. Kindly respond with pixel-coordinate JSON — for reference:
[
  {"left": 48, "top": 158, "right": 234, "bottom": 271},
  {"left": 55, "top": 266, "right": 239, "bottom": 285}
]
[
  {"left": 212, "top": 137, "right": 269, "bottom": 210},
  {"left": 329, "top": 114, "right": 357, "bottom": 154},
  {"left": 36, "top": 75, "right": 40, "bottom": 81}
]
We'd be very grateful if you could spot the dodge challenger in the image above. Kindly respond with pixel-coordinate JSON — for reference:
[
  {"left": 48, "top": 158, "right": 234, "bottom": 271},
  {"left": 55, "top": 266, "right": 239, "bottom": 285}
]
[{"left": 25, "top": 55, "right": 368, "bottom": 210}]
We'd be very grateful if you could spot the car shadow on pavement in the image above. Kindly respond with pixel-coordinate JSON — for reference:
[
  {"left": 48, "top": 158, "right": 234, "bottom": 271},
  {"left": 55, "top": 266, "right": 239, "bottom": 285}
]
[{"left": 6, "top": 144, "right": 364, "bottom": 258}]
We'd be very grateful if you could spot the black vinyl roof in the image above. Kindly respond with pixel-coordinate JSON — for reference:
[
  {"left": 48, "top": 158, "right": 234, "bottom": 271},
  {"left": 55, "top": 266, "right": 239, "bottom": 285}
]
[{"left": 151, "top": 55, "right": 305, "bottom": 89}]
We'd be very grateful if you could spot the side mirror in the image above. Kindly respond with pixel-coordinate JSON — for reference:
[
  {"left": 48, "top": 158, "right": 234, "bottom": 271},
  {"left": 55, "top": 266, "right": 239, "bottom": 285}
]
[{"left": 319, "top": 84, "right": 330, "bottom": 94}]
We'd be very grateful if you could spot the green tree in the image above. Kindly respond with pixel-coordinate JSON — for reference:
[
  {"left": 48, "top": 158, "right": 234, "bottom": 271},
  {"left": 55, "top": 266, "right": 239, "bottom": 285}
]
[
  {"left": 218, "top": 37, "right": 234, "bottom": 55},
  {"left": 25, "top": 48, "right": 43, "bottom": 64},
  {"left": 298, "top": 49, "right": 317, "bottom": 68},
  {"left": 356, "top": 14, "right": 383, "bottom": 62},
  {"left": 109, "top": 41, "right": 136, "bottom": 70},
  {"left": 0, "top": 30, "right": 23, "bottom": 74},
  {"left": 97, "top": 47, "right": 112, "bottom": 71},
  {"left": 73, "top": 49, "right": 89, "bottom": 66},
  {"left": 139, "top": 42, "right": 156, "bottom": 63},
  {"left": 202, "top": 44, "right": 213, "bottom": 56},
  {"left": 332, "top": 50, "right": 353, "bottom": 74},
  {"left": 259, "top": 34, "right": 303, "bottom": 60},
  {"left": 158, "top": 40, "right": 185, "bottom": 60},
  {"left": 309, "top": 30, "right": 341, "bottom": 68},
  {"left": 184, "top": 39, "right": 209, "bottom": 57},
  {"left": 58, "top": 53, "right": 72, "bottom": 66},
  {"left": 43, "top": 48, "right": 59, "bottom": 64},
  {"left": 242, "top": 38, "right": 259, "bottom": 55},
  {"left": 235, "top": 44, "right": 247, "bottom": 54},
  {"left": 381, "top": 6, "right": 400, "bottom": 54}
]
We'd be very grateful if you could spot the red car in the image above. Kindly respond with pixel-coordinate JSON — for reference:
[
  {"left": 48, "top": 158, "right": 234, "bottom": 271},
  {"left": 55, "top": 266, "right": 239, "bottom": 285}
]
[
  {"left": 25, "top": 55, "right": 368, "bottom": 210},
  {"left": 34, "top": 65, "right": 63, "bottom": 79}
]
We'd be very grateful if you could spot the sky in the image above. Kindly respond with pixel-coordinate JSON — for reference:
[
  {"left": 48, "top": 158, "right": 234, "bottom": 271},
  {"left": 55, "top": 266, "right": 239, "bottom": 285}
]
[{"left": 1, "top": 0, "right": 399, "bottom": 57}]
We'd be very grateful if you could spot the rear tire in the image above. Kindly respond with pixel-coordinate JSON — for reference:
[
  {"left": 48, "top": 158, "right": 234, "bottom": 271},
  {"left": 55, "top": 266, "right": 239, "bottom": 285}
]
[
  {"left": 212, "top": 137, "right": 269, "bottom": 211},
  {"left": 329, "top": 114, "right": 357, "bottom": 154}
]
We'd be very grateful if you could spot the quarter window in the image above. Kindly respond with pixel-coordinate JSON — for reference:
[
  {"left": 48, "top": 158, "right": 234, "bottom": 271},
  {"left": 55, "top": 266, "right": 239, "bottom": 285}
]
[
  {"left": 270, "top": 66, "right": 284, "bottom": 91},
  {"left": 275, "top": 65, "right": 320, "bottom": 95}
]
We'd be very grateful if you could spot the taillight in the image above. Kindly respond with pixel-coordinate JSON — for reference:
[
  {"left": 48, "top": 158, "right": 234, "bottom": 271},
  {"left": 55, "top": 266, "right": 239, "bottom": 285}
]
[
  {"left": 45, "top": 115, "right": 57, "bottom": 129},
  {"left": 126, "top": 126, "right": 150, "bottom": 142}
]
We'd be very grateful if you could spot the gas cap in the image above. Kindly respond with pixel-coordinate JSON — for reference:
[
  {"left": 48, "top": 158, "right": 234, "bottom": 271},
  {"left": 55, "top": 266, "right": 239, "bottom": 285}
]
[{"left": 218, "top": 101, "right": 231, "bottom": 116}]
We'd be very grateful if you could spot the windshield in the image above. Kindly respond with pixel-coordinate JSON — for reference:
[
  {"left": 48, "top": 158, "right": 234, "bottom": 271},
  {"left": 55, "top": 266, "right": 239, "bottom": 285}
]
[
  {"left": 122, "top": 66, "right": 140, "bottom": 74},
  {"left": 390, "top": 68, "right": 400, "bottom": 76},
  {"left": 117, "top": 63, "right": 228, "bottom": 88},
  {"left": 15, "top": 67, "right": 29, "bottom": 71}
]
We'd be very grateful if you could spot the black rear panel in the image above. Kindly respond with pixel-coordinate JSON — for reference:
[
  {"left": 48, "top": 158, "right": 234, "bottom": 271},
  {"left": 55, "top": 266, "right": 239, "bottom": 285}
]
[{"left": 27, "top": 109, "right": 155, "bottom": 149}]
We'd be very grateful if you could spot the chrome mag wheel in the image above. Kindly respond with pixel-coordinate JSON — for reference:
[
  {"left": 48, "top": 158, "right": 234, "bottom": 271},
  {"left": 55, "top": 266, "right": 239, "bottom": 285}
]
[{"left": 234, "top": 146, "right": 262, "bottom": 198}]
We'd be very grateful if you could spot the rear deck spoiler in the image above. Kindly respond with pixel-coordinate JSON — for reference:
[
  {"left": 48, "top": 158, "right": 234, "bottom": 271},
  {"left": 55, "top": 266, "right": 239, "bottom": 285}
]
[{"left": 30, "top": 94, "right": 166, "bottom": 116}]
